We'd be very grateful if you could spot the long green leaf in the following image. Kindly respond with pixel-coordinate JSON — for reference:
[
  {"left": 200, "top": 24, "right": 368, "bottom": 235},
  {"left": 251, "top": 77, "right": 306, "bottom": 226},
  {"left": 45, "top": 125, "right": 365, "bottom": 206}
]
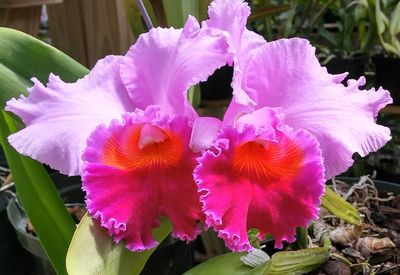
[
  {"left": 0, "top": 111, "right": 76, "bottom": 275},
  {"left": 389, "top": 1, "right": 400, "bottom": 36},
  {"left": 321, "top": 186, "right": 361, "bottom": 225},
  {"left": 0, "top": 27, "right": 90, "bottom": 274},
  {"left": 248, "top": 5, "right": 291, "bottom": 22},
  {"left": 0, "top": 27, "right": 88, "bottom": 107},
  {"left": 66, "top": 214, "right": 172, "bottom": 275}
]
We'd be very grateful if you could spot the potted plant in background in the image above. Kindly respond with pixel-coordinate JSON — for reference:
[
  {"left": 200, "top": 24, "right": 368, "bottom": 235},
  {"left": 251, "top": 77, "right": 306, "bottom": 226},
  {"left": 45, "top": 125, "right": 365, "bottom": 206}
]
[
  {"left": 6, "top": 173, "right": 84, "bottom": 275},
  {"left": 1, "top": 181, "right": 34, "bottom": 275},
  {"left": 370, "top": 0, "right": 400, "bottom": 105},
  {"left": 248, "top": 0, "right": 329, "bottom": 41},
  {"left": 317, "top": 0, "right": 372, "bottom": 83}
]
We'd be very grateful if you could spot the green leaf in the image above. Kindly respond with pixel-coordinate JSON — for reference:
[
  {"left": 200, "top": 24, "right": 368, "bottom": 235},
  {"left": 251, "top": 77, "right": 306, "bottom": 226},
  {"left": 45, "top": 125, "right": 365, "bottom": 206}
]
[
  {"left": 295, "top": 227, "right": 308, "bottom": 250},
  {"left": 389, "top": 1, "right": 400, "bottom": 36},
  {"left": 317, "top": 26, "right": 338, "bottom": 48},
  {"left": 66, "top": 214, "right": 172, "bottom": 275},
  {"left": 258, "top": 247, "right": 330, "bottom": 275},
  {"left": 248, "top": 228, "right": 261, "bottom": 249},
  {"left": 162, "top": 0, "right": 200, "bottom": 28},
  {"left": 188, "top": 85, "right": 201, "bottom": 108},
  {"left": 375, "top": 0, "right": 387, "bottom": 35},
  {"left": 0, "top": 110, "right": 76, "bottom": 275},
  {"left": 185, "top": 246, "right": 330, "bottom": 275},
  {"left": 0, "top": 27, "right": 88, "bottom": 107},
  {"left": 0, "top": 27, "right": 91, "bottom": 274},
  {"left": 124, "top": 0, "right": 159, "bottom": 37},
  {"left": 184, "top": 253, "right": 254, "bottom": 275},
  {"left": 248, "top": 5, "right": 292, "bottom": 22},
  {"left": 321, "top": 186, "right": 361, "bottom": 225}
]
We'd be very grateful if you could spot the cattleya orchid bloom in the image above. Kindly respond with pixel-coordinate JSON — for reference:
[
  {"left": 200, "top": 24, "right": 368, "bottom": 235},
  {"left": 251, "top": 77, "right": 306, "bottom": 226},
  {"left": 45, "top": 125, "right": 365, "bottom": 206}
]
[
  {"left": 4, "top": 0, "right": 392, "bottom": 255},
  {"left": 193, "top": 0, "right": 392, "bottom": 252},
  {"left": 5, "top": 16, "right": 233, "bottom": 251}
]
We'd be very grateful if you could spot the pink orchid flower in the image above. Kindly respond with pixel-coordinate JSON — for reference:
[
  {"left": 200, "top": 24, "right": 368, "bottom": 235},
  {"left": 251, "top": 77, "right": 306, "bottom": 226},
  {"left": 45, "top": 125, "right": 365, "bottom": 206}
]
[
  {"left": 6, "top": 16, "right": 232, "bottom": 251},
  {"left": 193, "top": 0, "right": 392, "bottom": 252}
]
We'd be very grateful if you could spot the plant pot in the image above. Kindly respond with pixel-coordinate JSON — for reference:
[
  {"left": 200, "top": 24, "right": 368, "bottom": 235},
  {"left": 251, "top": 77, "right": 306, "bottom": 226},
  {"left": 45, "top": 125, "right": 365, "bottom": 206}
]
[
  {"left": 7, "top": 197, "right": 56, "bottom": 275},
  {"left": 6, "top": 172, "right": 194, "bottom": 274},
  {"left": 0, "top": 191, "right": 33, "bottom": 275},
  {"left": 6, "top": 173, "right": 84, "bottom": 275},
  {"left": 373, "top": 56, "right": 400, "bottom": 105},
  {"left": 200, "top": 65, "right": 233, "bottom": 100},
  {"left": 325, "top": 55, "right": 368, "bottom": 84}
]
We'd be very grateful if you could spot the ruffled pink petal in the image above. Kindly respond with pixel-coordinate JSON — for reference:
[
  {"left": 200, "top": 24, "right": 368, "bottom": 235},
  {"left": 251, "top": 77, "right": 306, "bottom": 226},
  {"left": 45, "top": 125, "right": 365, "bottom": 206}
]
[
  {"left": 6, "top": 56, "right": 133, "bottom": 176},
  {"left": 238, "top": 38, "right": 392, "bottom": 179},
  {"left": 120, "top": 16, "right": 233, "bottom": 119},
  {"left": 190, "top": 117, "right": 222, "bottom": 153},
  {"left": 206, "top": 0, "right": 251, "bottom": 49},
  {"left": 83, "top": 107, "right": 203, "bottom": 251},
  {"left": 194, "top": 110, "right": 325, "bottom": 251},
  {"left": 205, "top": 0, "right": 266, "bottom": 110}
]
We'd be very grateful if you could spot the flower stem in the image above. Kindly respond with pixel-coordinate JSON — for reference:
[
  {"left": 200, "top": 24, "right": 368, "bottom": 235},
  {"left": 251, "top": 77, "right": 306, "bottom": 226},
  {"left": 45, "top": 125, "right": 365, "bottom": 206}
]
[{"left": 136, "top": 0, "right": 154, "bottom": 30}]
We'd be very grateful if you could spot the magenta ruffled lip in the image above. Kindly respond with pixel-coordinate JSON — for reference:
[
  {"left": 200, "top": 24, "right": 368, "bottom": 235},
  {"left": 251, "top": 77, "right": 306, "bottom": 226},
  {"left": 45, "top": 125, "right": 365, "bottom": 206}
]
[
  {"left": 82, "top": 109, "right": 204, "bottom": 251},
  {"left": 194, "top": 119, "right": 325, "bottom": 252}
]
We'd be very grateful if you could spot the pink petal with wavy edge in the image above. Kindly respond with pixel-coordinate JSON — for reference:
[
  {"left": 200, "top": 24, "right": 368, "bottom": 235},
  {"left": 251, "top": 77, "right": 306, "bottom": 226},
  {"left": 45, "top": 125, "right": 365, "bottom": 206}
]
[
  {"left": 194, "top": 109, "right": 325, "bottom": 251},
  {"left": 83, "top": 107, "right": 203, "bottom": 251},
  {"left": 236, "top": 38, "right": 392, "bottom": 179},
  {"left": 190, "top": 117, "right": 222, "bottom": 153},
  {"left": 205, "top": 0, "right": 266, "bottom": 110},
  {"left": 6, "top": 56, "right": 133, "bottom": 176},
  {"left": 120, "top": 16, "right": 233, "bottom": 119}
]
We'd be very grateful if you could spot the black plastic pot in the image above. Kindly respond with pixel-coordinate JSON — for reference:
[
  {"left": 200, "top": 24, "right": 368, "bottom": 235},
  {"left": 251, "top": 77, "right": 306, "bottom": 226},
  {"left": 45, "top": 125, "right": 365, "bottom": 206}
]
[
  {"left": 7, "top": 197, "right": 57, "bottom": 275},
  {"left": 6, "top": 173, "right": 84, "bottom": 275},
  {"left": 373, "top": 56, "right": 400, "bottom": 105},
  {"left": 0, "top": 192, "right": 33, "bottom": 275},
  {"left": 0, "top": 146, "right": 8, "bottom": 168},
  {"left": 325, "top": 55, "right": 368, "bottom": 83},
  {"left": 200, "top": 65, "right": 233, "bottom": 100},
  {"left": 7, "top": 172, "right": 195, "bottom": 275}
]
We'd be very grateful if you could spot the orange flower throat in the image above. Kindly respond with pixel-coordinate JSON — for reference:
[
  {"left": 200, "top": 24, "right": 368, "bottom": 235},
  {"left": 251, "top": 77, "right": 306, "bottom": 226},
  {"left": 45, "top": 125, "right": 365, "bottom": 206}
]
[
  {"left": 102, "top": 124, "right": 184, "bottom": 171},
  {"left": 232, "top": 138, "right": 304, "bottom": 181}
]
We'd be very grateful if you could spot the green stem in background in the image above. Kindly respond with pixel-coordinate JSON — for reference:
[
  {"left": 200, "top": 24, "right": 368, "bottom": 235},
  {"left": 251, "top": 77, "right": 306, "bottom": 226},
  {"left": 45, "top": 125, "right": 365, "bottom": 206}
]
[
  {"left": 261, "top": 0, "right": 274, "bottom": 40},
  {"left": 283, "top": 0, "right": 297, "bottom": 37},
  {"left": 149, "top": 0, "right": 168, "bottom": 27},
  {"left": 293, "top": 0, "right": 313, "bottom": 35},
  {"left": 295, "top": 227, "right": 309, "bottom": 249},
  {"left": 307, "top": 0, "right": 335, "bottom": 35}
]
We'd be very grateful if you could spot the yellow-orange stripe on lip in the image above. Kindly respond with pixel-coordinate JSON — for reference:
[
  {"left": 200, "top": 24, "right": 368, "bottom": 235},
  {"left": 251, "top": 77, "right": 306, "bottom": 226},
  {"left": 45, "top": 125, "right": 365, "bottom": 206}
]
[
  {"left": 102, "top": 124, "right": 184, "bottom": 171},
  {"left": 232, "top": 137, "right": 304, "bottom": 182}
]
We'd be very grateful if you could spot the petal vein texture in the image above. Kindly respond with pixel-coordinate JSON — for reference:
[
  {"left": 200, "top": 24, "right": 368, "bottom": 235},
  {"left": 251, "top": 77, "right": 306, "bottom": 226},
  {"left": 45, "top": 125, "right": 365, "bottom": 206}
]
[{"left": 6, "top": 56, "right": 133, "bottom": 176}]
